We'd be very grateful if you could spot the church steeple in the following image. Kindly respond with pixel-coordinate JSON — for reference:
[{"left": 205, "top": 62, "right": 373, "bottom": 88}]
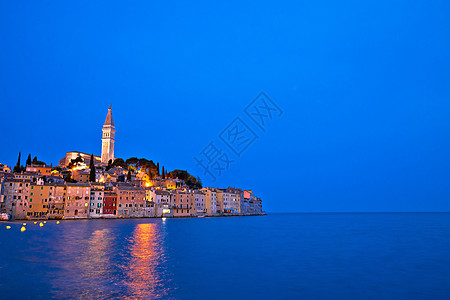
[
  {"left": 101, "top": 105, "right": 116, "bottom": 164},
  {"left": 104, "top": 104, "right": 114, "bottom": 126}
]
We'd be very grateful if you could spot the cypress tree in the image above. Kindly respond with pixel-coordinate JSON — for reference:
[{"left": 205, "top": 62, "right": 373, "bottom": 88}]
[
  {"left": 156, "top": 162, "right": 160, "bottom": 176},
  {"left": 14, "top": 152, "right": 21, "bottom": 173},
  {"left": 89, "top": 154, "right": 96, "bottom": 182},
  {"left": 26, "top": 154, "right": 32, "bottom": 166},
  {"left": 162, "top": 166, "right": 165, "bottom": 179},
  {"left": 106, "top": 159, "right": 113, "bottom": 171},
  {"left": 127, "top": 169, "right": 132, "bottom": 182}
]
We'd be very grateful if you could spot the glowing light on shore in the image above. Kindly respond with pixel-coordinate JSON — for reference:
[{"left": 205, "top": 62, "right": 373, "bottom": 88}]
[{"left": 71, "top": 165, "right": 87, "bottom": 172}]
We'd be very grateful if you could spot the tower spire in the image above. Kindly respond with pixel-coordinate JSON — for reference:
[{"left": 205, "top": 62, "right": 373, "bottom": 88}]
[
  {"left": 104, "top": 105, "right": 114, "bottom": 126},
  {"left": 101, "top": 105, "right": 116, "bottom": 164}
]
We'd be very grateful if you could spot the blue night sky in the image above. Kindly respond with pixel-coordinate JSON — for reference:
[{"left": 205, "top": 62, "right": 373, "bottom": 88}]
[{"left": 1, "top": 1, "right": 450, "bottom": 212}]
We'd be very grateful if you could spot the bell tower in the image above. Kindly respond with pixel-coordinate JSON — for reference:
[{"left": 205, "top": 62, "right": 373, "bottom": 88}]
[{"left": 101, "top": 104, "right": 115, "bottom": 164}]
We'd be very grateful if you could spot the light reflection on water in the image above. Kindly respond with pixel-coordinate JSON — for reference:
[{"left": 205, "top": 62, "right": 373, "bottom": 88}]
[
  {"left": 45, "top": 220, "right": 172, "bottom": 300},
  {"left": 3, "top": 214, "right": 449, "bottom": 299},
  {"left": 123, "top": 223, "right": 168, "bottom": 299}
]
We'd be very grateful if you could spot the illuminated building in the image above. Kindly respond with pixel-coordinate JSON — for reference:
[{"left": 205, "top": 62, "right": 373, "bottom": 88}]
[
  {"left": 65, "top": 183, "right": 91, "bottom": 219},
  {"left": 103, "top": 190, "right": 117, "bottom": 216},
  {"left": 172, "top": 190, "right": 195, "bottom": 217},
  {"left": 59, "top": 151, "right": 101, "bottom": 168},
  {"left": 28, "top": 183, "right": 52, "bottom": 219},
  {"left": 89, "top": 183, "right": 105, "bottom": 218},
  {"left": 0, "top": 163, "right": 11, "bottom": 173},
  {"left": 226, "top": 187, "right": 242, "bottom": 214},
  {"left": 26, "top": 165, "right": 52, "bottom": 176},
  {"left": 72, "top": 169, "right": 90, "bottom": 183},
  {"left": 216, "top": 189, "right": 239, "bottom": 214},
  {"left": 101, "top": 105, "right": 115, "bottom": 164},
  {"left": 114, "top": 183, "right": 148, "bottom": 217},
  {"left": 1, "top": 179, "right": 30, "bottom": 220},
  {"left": 147, "top": 189, "right": 172, "bottom": 217},
  {"left": 202, "top": 187, "right": 217, "bottom": 215},
  {"left": 47, "top": 183, "right": 66, "bottom": 219},
  {"left": 194, "top": 190, "right": 206, "bottom": 215}
]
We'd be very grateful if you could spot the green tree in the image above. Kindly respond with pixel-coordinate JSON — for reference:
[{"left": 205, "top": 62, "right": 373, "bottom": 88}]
[
  {"left": 162, "top": 166, "right": 165, "bottom": 179},
  {"left": 127, "top": 169, "right": 132, "bottom": 182},
  {"left": 89, "top": 154, "right": 96, "bottom": 182},
  {"left": 106, "top": 159, "right": 113, "bottom": 171},
  {"left": 167, "top": 169, "right": 201, "bottom": 189},
  {"left": 112, "top": 158, "right": 127, "bottom": 169},
  {"left": 64, "top": 171, "right": 76, "bottom": 183},
  {"left": 13, "top": 152, "right": 22, "bottom": 173},
  {"left": 26, "top": 154, "right": 32, "bottom": 166},
  {"left": 67, "top": 156, "right": 83, "bottom": 169},
  {"left": 31, "top": 156, "right": 46, "bottom": 166},
  {"left": 52, "top": 166, "right": 62, "bottom": 172},
  {"left": 125, "top": 157, "right": 139, "bottom": 167},
  {"left": 196, "top": 176, "right": 203, "bottom": 189}
]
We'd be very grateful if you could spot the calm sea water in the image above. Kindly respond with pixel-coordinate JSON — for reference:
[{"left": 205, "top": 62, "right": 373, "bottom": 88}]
[{"left": 1, "top": 213, "right": 450, "bottom": 299}]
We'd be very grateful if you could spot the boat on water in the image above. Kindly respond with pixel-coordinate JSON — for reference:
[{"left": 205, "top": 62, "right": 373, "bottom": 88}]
[{"left": 0, "top": 213, "right": 11, "bottom": 221}]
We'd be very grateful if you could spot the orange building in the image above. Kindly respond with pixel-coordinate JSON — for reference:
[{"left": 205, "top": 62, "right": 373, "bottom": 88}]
[
  {"left": 26, "top": 165, "right": 52, "bottom": 176},
  {"left": 28, "top": 184, "right": 52, "bottom": 219},
  {"left": 72, "top": 169, "right": 91, "bottom": 183},
  {"left": 172, "top": 190, "right": 195, "bottom": 217},
  {"left": 114, "top": 183, "right": 147, "bottom": 217}
]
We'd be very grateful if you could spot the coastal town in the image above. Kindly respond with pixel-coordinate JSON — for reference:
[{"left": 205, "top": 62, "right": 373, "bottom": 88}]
[{"left": 0, "top": 106, "right": 264, "bottom": 221}]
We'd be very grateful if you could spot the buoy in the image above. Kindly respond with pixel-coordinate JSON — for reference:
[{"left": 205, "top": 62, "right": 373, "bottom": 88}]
[
  {"left": 39, "top": 222, "right": 44, "bottom": 227},
  {"left": 21, "top": 226, "right": 26, "bottom": 232},
  {"left": 6, "top": 226, "right": 11, "bottom": 229},
  {"left": 34, "top": 222, "right": 37, "bottom": 224},
  {"left": 44, "top": 221, "right": 47, "bottom": 223},
  {"left": 23, "top": 223, "right": 26, "bottom": 226},
  {"left": 56, "top": 221, "right": 60, "bottom": 224}
]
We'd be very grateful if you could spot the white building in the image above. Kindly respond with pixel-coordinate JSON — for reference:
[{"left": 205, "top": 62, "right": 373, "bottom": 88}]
[
  {"left": 101, "top": 105, "right": 115, "bottom": 164},
  {"left": 194, "top": 190, "right": 206, "bottom": 215},
  {"left": 89, "top": 184, "right": 105, "bottom": 218},
  {"left": 147, "top": 189, "right": 172, "bottom": 217}
]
